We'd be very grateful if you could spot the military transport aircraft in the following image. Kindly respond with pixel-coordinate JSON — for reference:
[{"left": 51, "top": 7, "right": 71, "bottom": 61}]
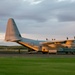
[{"left": 5, "top": 18, "right": 75, "bottom": 53}]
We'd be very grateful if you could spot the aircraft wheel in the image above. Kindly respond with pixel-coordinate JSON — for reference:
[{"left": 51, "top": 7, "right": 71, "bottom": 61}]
[{"left": 42, "top": 52, "right": 48, "bottom": 54}]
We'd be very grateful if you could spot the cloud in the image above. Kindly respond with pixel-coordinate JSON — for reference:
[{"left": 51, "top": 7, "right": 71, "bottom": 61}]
[
  {"left": 24, "top": 0, "right": 43, "bottom": 5},
  {"left": 0, "top": 0, "right": 75, "bottom": 44},
  {"left": 0, "top": 0, "right": 75, "bottom": 22}
]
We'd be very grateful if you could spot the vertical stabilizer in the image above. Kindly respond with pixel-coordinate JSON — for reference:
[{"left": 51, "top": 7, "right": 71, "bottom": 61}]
[{"left": 5, "top": 18, "right": 22, "bottom": 42}]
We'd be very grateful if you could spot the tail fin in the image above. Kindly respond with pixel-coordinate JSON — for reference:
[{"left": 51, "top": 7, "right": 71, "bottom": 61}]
[{"left": 5, "top": 18, "right": 22, "bottom": 42}]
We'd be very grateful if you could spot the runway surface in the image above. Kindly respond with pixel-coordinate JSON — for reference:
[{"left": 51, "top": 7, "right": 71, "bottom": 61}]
[
  {"left": 0, "top": 49, "right": 75, "bottom": 58},
  {"left": 0, "top": 52, "right": 74, "bottom": 58}
]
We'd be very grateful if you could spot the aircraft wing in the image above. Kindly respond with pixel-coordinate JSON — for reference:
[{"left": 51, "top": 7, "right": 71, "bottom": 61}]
[
  {"left": 42, "top": 40, "right": 74, "bottom": 45},
  {"left": 42, "top": 40, "right": 67, "bottom": 45}
]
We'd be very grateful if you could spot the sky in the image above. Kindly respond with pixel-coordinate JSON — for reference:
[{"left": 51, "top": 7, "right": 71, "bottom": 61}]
[{"left": 0, "top": 0, "right": 75, "bottom": 45}]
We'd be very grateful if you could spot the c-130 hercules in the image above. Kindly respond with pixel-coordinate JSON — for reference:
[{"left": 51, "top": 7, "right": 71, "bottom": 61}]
[{"left": 5, "top": 18, "right": 75, "bottom": 54}]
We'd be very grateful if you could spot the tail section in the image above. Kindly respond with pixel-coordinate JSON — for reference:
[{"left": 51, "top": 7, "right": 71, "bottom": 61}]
[{"left": 5, "top": 18, "right": 22, "bottom": 42}]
